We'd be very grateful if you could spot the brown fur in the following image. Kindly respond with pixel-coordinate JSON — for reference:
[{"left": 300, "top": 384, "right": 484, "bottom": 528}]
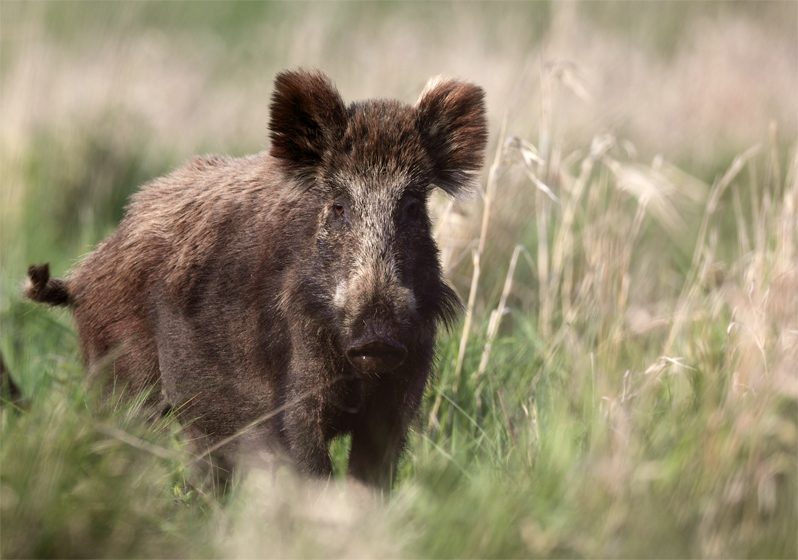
[{"left": 25, "top": 70, "right": 487, "bottom": 491}]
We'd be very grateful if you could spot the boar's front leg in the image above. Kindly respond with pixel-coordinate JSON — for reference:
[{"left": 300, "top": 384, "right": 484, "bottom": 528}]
[
  {"left": 282, "top": 380, "right": 335, "bottom": 479},
  {"left": 347, "top": 414, "right": 403, "bottom": 491},
  {"left": 347, "top": 375, "right": 425, "bottom": 492}
]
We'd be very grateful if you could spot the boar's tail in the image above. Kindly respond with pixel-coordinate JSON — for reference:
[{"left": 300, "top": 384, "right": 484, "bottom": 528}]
[{"left": 24, "top": 263, "right": 71, "bottom": 306}]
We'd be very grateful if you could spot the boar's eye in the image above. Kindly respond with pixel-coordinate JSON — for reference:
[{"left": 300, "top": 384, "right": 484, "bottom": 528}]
[
  {"left": 400, "top": 194, "right": 424, "bottom": 223},
  {"left": 330, "top": 197, "right": 351, "bottom": 226}
]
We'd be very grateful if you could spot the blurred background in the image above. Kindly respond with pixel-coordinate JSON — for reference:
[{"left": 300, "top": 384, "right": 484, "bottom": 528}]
[
  {"left": 2, "top": 4, "right": 795, "bottom": 214},
  {"left": 2, "top": 0, "right": 796, "bottom": 305}
]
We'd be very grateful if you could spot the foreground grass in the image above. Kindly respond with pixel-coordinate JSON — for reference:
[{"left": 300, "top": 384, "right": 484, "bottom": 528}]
[
  {"left": 2, "top": 124, "right": 795, "bottom": 557},
  {"left": 1, "top": 386, "right": 221, "bottom": 557}
]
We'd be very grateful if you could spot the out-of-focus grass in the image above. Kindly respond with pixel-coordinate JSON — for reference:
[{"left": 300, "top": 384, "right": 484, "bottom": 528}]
[
  {"left": 2, "top": 384, "right": 223, "bottom": 558},
  {"left": 1, "top": 2, "right": 796, "bottom": 558},
  {"left": 409, "top": 132, "right": 797, "bottom": 558}
]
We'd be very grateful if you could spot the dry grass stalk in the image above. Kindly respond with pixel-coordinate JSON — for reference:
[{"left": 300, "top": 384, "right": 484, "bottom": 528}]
[
  {"left": 429, "top": 118, "right": 507, "bottom": 428},
  {"left": 547, "top": 134, "right": 614, "bottom": 332},
  {"left": 450, "top": 117, "right": 508, "bottom": 392},
  {"left": 665, "top": 144, "right": 761, "bottom": 355},
  {"left": 475, "top": 244, "right": 530, "bottom": 381},
  {"left": 536, "top": 188, "right": 552, "bottom": 338}
]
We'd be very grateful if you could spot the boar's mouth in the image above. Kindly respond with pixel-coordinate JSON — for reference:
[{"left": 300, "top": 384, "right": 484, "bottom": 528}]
[{"left": 346, "top": 338, "right": 407, "bottom": 374}]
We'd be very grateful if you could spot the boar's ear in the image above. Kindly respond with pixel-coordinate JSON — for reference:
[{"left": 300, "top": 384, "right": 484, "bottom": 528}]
[
  {"left": 416, "top": 77, "right": 488, "bottom": 197},
  {"left": 269, "top": 69, "right": 347, "bottom": 182}
]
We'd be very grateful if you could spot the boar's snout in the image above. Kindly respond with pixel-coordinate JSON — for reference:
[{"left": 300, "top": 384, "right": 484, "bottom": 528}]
[
  {"left": 341, "top": 268, "right": 414, "bottom": 374},
  {"left": 346, "top": 335, "right": 407, "bottom": 374}
]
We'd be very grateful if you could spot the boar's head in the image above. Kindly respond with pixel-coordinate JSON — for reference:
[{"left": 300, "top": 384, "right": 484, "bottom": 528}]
[{"left": 269, "top": 70, "right": 488, "bottom": 377}]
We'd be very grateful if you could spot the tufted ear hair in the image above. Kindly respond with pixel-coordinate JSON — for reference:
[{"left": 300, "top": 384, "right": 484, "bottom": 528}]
[
  {"left": 269, "top": 69, "right": 347, "bottom": 183},
  {"left": 415, "top": 77, "right": 488, "bottom": 197}
]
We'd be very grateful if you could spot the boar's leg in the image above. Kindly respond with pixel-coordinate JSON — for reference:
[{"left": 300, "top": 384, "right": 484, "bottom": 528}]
[
  {"left": 347, "top": 405, "right": 406, "bottom": 491},
  {"left": 282, "top": 388, "right": 335, "bottom": 479},
  {"left": 347, "top": 375, "right": 423, "bottom": 492}
]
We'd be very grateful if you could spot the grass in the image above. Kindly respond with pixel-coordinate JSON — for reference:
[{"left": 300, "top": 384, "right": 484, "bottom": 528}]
[
  {"left": 1, "top": 2, "right": 796, "bottom": 558},
  {"left": 412, "top": 133, "right": 797, "bottom": 558}
]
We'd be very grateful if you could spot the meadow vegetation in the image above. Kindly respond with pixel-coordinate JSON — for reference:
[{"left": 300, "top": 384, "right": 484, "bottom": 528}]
[{"left": 1, "top": 2, "right": 796, "bottom": 557}]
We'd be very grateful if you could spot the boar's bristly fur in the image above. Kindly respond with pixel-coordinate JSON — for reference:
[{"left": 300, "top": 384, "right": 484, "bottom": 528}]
[{"left": 25, "top": 69, "right": 488, "bottom": 492}]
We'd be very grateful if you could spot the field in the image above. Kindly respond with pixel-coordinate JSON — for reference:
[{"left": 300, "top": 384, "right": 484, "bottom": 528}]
[{"left": 1, "top": 2, "right": 796, "bottom": 558}]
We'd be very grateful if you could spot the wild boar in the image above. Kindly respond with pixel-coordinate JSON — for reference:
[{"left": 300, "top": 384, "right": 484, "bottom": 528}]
[{"left": 25, "top": 69, "right": 488, "bottom": 491}]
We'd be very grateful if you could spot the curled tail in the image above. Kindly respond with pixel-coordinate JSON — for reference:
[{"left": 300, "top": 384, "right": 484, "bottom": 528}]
[{"left": 24, "top": 263, "right": 71, "bottom": 306}]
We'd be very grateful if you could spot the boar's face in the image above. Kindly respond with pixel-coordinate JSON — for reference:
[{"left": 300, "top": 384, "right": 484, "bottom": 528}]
[{"left": 269, "top": 70, "right": 487, "bottom": 375}]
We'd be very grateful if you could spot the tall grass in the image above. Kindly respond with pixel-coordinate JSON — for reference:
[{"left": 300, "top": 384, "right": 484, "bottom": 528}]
[
  {"left": 3, "top": 127, "right": 793, "bottom": 558},
  {"left": 2, "top": 2, "right": 796, "bottom": 558},
  {"left": 413, "top": 124, "right": 797, "bottom": 558}
]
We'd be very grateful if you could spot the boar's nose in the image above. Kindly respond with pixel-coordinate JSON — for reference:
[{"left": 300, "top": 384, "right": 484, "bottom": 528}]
[{"left": 346, "top": 338, "right": 407, "bottom": 374}]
